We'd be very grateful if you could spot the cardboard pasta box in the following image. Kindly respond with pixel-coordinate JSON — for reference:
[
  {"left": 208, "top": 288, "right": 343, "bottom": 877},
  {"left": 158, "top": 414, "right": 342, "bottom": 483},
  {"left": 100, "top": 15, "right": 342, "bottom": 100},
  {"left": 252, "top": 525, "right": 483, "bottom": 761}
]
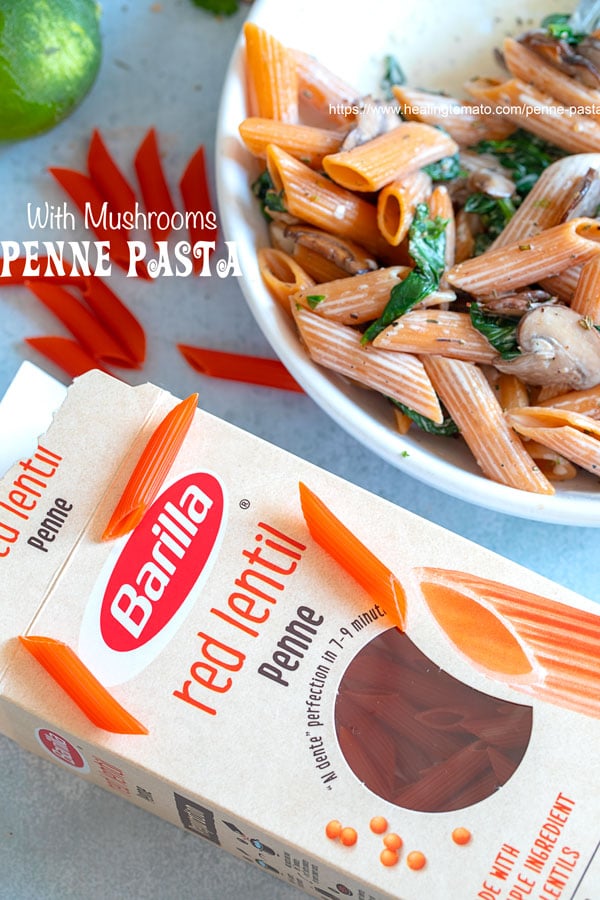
[{"left": 0, "top": 369, "right": 598, "bottom": 900}]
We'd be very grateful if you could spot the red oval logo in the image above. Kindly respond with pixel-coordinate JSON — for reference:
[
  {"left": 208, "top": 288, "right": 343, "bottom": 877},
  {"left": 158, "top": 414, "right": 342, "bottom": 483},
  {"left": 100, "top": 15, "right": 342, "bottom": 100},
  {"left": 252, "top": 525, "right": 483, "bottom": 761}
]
[
  {"left": 100, "top": 472, "right": 225, "bottom": 652},
  {"left": 37, "top": 728, "right": 87, "bottom": 770}
]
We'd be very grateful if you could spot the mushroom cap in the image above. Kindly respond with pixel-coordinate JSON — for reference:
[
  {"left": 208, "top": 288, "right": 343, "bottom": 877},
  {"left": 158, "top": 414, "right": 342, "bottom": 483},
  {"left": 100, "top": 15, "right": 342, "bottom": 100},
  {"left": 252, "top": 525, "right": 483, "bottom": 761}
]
[{"left": 494, "top": 305, "right": 600, "bottom": 389}]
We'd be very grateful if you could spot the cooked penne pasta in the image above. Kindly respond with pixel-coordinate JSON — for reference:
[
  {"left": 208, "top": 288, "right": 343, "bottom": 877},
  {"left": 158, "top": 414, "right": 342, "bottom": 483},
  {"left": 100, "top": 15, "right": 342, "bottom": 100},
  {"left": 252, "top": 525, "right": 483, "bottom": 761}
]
[
  {"left": 520, "top": 440, "right": 578, "bottom": 481},
  {"left": 293, "top": 305, "right": 443, "bottom": 422},
  {"left": 506, "top": 406, "right": 600, "bottom": 477},
  {"left": 266, "top": 144, "right": 394, "bottom": 259},
  {"left": 503, "top": 37, "right": 600, "bottom": 121},
  {"left": 377, "top": 171, "right": 432, "bottom": 246},
  {"left": 290, "top": 47, "right": 358, "bottom": 128},
  {"left": 467, "top": 77, "right": 600, "bottom": 153},
  {"left": 373, "top": 310, "right": 498, "bottom": 364},
  {"left": 392, "top": 85, "right": 515, "bottom": 145},
  {"left": 257, "top": 247, "right": 314, "bottom": 310},
  {"left": 538, "top": 384, "right": 600, "bottom": 419},
  {"left": 292, "top": 266, "right": 411, "bottom": 323},
  {"left": 239, "top": 118, "right": 344, "bottom": 168},
  {"left": 322, "top": 123, "right": 458, "bottom": 192},
  {"left": 447, "top": 218, "right": 600, "bottom": 294},
  {"left": 496, "top": 374, "right": 530, "bottom": 411},
  {"left": 243, "top": 22, "right": 298, "bottom": 122},
  {"left": 572, "top": 255, "right": 600, "bottom": 322},
  {"left": 422, "top": 356, "right": 554, "bottom": 493}
]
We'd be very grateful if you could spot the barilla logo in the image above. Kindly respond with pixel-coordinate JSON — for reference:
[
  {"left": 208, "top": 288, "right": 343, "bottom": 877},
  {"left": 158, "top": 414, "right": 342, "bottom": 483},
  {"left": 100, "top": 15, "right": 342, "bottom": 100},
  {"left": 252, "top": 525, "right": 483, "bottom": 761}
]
[
  {"left": 79, "top": 471, "right": 227, "bottom": 685},
  {"left": 36, "top": 728, "right": 89, "bottom": 772}
]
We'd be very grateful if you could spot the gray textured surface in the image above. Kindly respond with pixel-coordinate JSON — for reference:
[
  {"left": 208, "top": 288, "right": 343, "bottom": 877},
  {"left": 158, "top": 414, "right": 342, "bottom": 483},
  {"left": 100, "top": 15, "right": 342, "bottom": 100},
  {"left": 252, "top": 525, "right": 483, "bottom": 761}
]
[{"left": 0, "top": 2, "right": 599, "bottom": 899}]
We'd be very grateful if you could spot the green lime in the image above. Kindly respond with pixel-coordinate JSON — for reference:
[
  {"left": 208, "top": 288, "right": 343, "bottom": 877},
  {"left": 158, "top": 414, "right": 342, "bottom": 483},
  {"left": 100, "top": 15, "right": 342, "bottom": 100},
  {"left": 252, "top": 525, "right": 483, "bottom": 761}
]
[{"left": 0, "top": 0, "right": 102, "bottom": 141}]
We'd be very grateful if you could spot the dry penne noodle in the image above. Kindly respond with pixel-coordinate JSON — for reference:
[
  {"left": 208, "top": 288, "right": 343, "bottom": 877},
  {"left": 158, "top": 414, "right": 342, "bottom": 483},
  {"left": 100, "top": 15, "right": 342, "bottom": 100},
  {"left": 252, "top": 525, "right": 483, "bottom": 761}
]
[
  {"left": 239, "top": 118, "right": 345, "bottom": 168},
  {"left": 422, "top": 356, "right": 554, "bottom": 493},
  {"left": 266, "top": 144, "right": 395, "bottom": 259},
  {"left": 466, "top": 77, "right": 600, "bottom": 153},
  {"left": 503, "top": 37, "right": 600, "bottom": 121},
  {"left": 392, "top": 85, "right": 515, "bottom": 146},
  {"left": 571, "top": 255, "right": 600, "bottom": 322},
  {"left": 293, "top": 305, "right": 443, "bottom": 422},
  {"left": 373, "top": 310, "right": 498, "bottom": 364},
  {"left": 377, "top": 171, "right": 432, "bottom": 246},
  {"left": 447, "top": 218, "right": 600, "bottom": 294},
  {"left": 290, "top": 47, "right": 358, "bottom": 128},
  {"left": 506, "top": 406, "right": 600, "bottom": 477},
  {"left": 243, "top": 22, "right": 298, "bottom": 122},
  {"left": 257, "top": 247, "right": 315, "bottom": 310},
  {"left": 322, "top": 122, "right": 458, "bottom": 192}
]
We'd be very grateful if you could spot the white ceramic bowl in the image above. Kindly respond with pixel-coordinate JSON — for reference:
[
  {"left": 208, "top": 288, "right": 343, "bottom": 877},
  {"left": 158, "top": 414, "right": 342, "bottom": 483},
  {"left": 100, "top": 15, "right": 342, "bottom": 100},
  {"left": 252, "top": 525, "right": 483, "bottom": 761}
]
[{"left": 216, "top": 0, "right": 600, "bottom": 526}]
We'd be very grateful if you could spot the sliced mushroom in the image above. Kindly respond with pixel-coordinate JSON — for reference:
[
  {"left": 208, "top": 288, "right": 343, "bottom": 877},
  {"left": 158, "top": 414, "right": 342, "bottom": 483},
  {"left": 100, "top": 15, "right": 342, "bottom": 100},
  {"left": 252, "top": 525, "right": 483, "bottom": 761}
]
[
  {"left": 340, "top": 94, "right": 400, "bottom": 151},
  {"left": 459, "top": 151, "right": 516, "bottom": 198},
  {"left": 560, "top": 167, "right": 600, "bottom": 221},
  {"left": 476, "top": 290, "right": 557, "bottom": 317},
  {"left": 519, "top": 31, "right": 600, "bottom": 88},
  {"left": 269, "top": 222, "right": 378, "bottom": 275},
  {"left": 494, "top": 305, "right": 600, "bottom": 389}
]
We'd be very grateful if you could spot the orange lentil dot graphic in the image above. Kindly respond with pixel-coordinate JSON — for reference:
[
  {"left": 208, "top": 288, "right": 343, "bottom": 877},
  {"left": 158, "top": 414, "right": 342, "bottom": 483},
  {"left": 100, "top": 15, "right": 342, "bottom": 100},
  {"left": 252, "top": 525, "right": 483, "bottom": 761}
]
[
  {"left": 452, "top": 827, "right": 472, "bottom": 845},
  {"left": 406, "top": 850, "right": 427, "bottom": 870},
  {"left": 380, "top": 848, "right": 399, "bottom": 867},
  {"left": 369, "top": 816, "right": 388, "bottom": 834},
  {"left": 383, "top": 832, "right": 403, "bottom": 852},
  {"left": 340, "top": 826, "right": 358, "bottom": 846},
  {"left": 325, "top": 820, "right": 342, "bottom": 840}
]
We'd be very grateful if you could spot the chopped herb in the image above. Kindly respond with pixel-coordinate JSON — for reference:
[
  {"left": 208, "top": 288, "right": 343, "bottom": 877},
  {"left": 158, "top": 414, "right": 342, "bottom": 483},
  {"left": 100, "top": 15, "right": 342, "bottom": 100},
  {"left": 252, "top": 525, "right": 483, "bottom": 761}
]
[
  {"left": 381, "top": 54, "right": 405, "bottom": 100},
  {"left": 251, "top": 170, "right": 287, "bottom": 220},
  {"left": 464, "top": 193, "right": 516, "bottom": 255},
  {"left": 541, "top": 13, "right": 586, "bottom": 44},
  {"left": 306, "top": 294, "right": 325, "bottom": 309},
  {"left": 190, "top": 0, "right": 239, "bottom": 14},
  {"left": 422, "top": 152, "right": 465, "bottom": 182},
  {"left": 362, "top": 203, "right": 448, "bottom": 342},
  {"left": 469, "top": 304, "right": 521, "bottom": 359},
  {"left": 473, "top": 129, "right": 565, "bottom": 197},
  {"left": 400, "top": 450, "right": 410, "bottom": 458},
  {"left": 391, "top": 400, "right": 458, "bottom": 436}
]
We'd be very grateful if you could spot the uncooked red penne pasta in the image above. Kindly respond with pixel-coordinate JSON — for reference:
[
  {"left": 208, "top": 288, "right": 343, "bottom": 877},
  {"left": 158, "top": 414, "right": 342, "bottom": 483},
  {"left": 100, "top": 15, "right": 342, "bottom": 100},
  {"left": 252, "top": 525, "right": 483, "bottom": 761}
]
[
  {"left": 87, "top": 129, "right": 137, "bottom": 220},
  {"left": 239, "top": 118, "right": 344, "bottom": 168},
  {"left": 490, "top": 154, "right": 600, "bottom": 250},
  {"left": 466, "top": 77, "right": 600, "bottom": 153},
  {"left": 293, "top": 305, "right": 443, "bottom": 422},
  {"left": 0, "top": 255, "right": 86, "bottom": 286},
  {"left": 19, "top": 636, "right": 147, "bottom": 734},
  {"left": 392, "top": 85, "right": 515, "bottom": 146},
  {"left": 178, "top": 345, "right": 303, "bottom": 393},
  {"left": 298, "top": 482, "right": 406, "bottom": 629},
  {"left": 290, "top": 47, "right": 358, "bottom": 127},
  {"left": 503, "top": 37, "right": 600, "bottom": 121},
  {"left": 322, "top": 123, "right": 458, "bottom": 192},
  {"left": 258, "top": 247, "right": 314, "bottom": 310},
  {"left": 266, "top": 144, "right": 394, "bottom": 259},
  {"left": 292, "top": 266, "right": 411, "bottom": 324},
  {"left": 571, "top": 256, "right": 600, "bottom": 322},
  {"left": 377, "top": 171, "right": 432, "bottom": 246},
  {"left": 423, "top": 356, "right": 554, "bottom": 493},
  {"left": 134, "top": 127, "right": 176, "bottom": 246},
  {"left": 102, "top": 393, "right": 198, "bottom": 541},
  {"left": 26, "top": 282, "right": 137, "bottom": 369},
  {"left": 373, "top": 310, "right": 497, "bottom": 364},
  {"left": 244, "top": 22, "right": 298, "bottom": 122},
  {"left": 25, "top": 335, "right": 108, "bottom": 380},
  {"left": 81, "top": 277, "right": 146, "bottom": 367},
  {"left": 506, "top": 406, "right": 600, "bottom": 478},
  {"left": 447, "top": 218, "right": 600, "bottom": 295}
]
